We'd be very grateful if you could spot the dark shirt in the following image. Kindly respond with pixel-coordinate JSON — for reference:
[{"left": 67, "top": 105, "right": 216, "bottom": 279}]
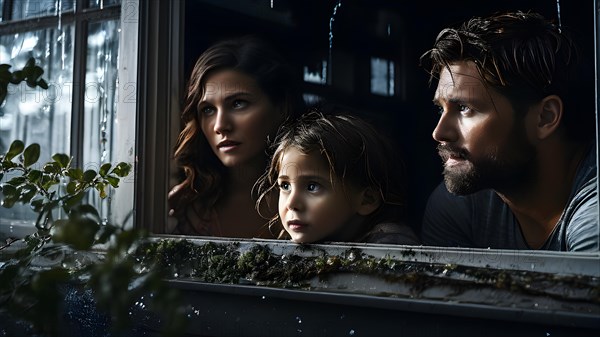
[{"left": 422, "top": 145, "right": 598, "bottom": 251}]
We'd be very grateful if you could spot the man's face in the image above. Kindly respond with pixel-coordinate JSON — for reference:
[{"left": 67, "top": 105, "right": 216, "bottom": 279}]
[{"left": 432, "top": 61, "right": 537, "bottom": 195}]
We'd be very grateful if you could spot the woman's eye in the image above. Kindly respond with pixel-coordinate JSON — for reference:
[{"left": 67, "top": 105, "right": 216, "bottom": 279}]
[
  {"left": 307, "top": 183, "right": 321, "bottom": 192},
  {"left": 232, "top": 100, "right": 248, "bottom": 109},
  {"left": 200, "top": 106, "right": 216, "bottom": 116}
]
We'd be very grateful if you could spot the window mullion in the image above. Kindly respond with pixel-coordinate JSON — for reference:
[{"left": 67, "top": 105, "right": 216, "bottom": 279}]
[
  {"left": 70, "top": 18, "right": 87, "bottom": 168},
  {"left": 2, "top": 0, "right": 13, "bottom": 21}
]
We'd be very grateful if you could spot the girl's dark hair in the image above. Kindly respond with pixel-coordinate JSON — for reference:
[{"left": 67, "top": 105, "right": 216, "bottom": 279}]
[
  {"left": 255, "top": 109, "right": 407, "bottom": 239},
  {"left": 420, "top": 10, "right": 594, "bottom": 142},
  {"left": 172, "top": 35, "right": 304, "bottom": 234}
]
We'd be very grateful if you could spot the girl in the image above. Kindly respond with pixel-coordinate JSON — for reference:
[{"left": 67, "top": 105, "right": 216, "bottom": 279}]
[
  {"left": 168, "top": 36, "right": 304, "bottom": 238},
  {"left": 256, "top": 110, "right": 420, "bottom": 244}
]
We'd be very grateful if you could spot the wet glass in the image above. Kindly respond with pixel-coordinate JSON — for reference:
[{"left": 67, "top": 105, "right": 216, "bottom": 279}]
[
  {"left": 82, "top": 19, "right": 120, "bottom": 221},
  {"left": 11, "top": 0, "right": 75, "bottom": 20},
  {"left": 0, "top": 25, "right": 75, "bottom": 223}
]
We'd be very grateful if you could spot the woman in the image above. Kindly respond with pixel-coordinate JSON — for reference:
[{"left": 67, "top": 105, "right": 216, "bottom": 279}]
[{"left": 169, "top": 36, "right": 304, "bottom": 238}]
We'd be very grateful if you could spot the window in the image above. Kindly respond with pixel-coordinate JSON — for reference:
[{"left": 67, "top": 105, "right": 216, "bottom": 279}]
[
  {"left": 0, "top": 0, "right": 134, "bottom": 229},
  {"left": 370, "top": 57, "right": 395, "bottom": 96},
  {"left": 0, "top": 0, "right": 598, "bottom": 334}
]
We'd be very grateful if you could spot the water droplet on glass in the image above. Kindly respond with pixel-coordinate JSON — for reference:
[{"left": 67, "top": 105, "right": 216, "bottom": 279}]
[
  {"left": 349, "top": 329, "right": 355, "bottom": 335},
  {"left": 327, "top": 0, "right": 343, "bottom": 85},
  {"left": 261, "top": 296, "right": 266, "bottom": 300}
]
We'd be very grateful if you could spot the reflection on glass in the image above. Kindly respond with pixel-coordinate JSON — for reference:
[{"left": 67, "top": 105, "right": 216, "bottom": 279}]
[
  {"left": 370, "top": 57, "right": 395, "bottom": 96},
  {"left": 0, "top": 25, "right": 75, "bottom": 223},
  {"left": 83, "top": 19, "right": 120, "bottom": 223},
  {"left": 0, "top": 0, "right": 4, "bottom": 22},
  {"left": 88, "top": 0, "right": 121, "bottom": 9},
  {"left": 11, "top": 0, "right": 75, "bottom": 20},
  {"left": 303, "top": 59, "right": 328, "bottom": 85}
]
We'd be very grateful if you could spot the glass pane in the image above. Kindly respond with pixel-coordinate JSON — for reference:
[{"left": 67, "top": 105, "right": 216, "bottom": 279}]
[
  {"left": 88, "top": 0, "right": 121, "bottom": 9},
  {"left": 303, "top": 59, "right": 328, "bottom": 85},
  {"left": 370, "top": 57, "right": 395, "bottom": 96},
  {"left": 12, "top": 0, "right": 75, "bottom": 20},
  {"left": 0, "top": 25, "right": 75, "bottom": 227},
  {"left": 83, "top": 19, "right": 121, "bottom": 223}
]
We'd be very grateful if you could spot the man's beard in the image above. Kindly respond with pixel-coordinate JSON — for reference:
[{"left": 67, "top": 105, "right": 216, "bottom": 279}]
[{"left": 438, "top": 128, "right": 537, "bottom": 195}]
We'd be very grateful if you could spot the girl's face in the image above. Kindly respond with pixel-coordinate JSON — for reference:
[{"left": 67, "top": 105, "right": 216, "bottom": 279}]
[
  {"left": 199, "top": 69, "right": 282, "bottom": 168},
  {"left": 277, "top": 147, "right": 364, "bottom": 243}
]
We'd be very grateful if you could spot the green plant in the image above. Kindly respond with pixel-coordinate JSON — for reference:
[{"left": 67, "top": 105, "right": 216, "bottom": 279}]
[
  {"left": 0, "top": 59, "right": 185, "bottom": 336},
  {"left": 0, "top": 57, "right": 48, "bottom": 105}
]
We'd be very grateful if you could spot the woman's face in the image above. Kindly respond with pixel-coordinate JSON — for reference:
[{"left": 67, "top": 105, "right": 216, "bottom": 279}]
[{"left": 199, "top": 69, "right": 282, "bottom": 168}]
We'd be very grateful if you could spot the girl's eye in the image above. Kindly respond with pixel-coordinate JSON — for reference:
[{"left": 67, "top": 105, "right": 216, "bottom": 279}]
[
  {"left": 307, "top": 183, "right": 321, "bottom": 192},
  {"left": 435, "top": 105, "right": 444, "bottom": 116},
  {"left": 232, "top": 100, "right": 248, "bottom": 109},
  {"left": 278, "top": 181, "right": 291, "bottom": 191}
]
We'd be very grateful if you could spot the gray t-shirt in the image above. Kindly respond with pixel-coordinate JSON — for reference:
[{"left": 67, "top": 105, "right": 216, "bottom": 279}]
[{"left": 422, "top": 145, "right": 598, "bottom": 251}]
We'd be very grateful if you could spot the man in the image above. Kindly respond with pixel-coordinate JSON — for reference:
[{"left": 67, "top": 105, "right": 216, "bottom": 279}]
[{"left": 420, "top": 11, "right": 598, "bottom": 251}]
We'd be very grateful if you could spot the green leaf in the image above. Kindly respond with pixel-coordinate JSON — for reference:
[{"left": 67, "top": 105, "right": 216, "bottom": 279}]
[
  {"left": 25, "top": 57, "right": 35, "bottom": 68},
  {"left": 43, "top": 162, "right": 60, "bottom": 174},
  {"left": 7, "top": 176, "right": 27, "bottom": 186},
  {"left": 1, "top": 183, "right": 17, "bottom": 198},
  {"left": 99, "top": 163, "right": 112, "bottom": 177},
  {"left": 82, "top": 169, "right": 97, "bottom": 183},
  {"left": 37, "top": 79, "right": 49, "bottom": 90},
  {"left": 70, "top": 204, "right": 101, "bottom": 223},
  {"left": 9, "top": 70, "right": 24, "bottom": 84},
  {"left": 52, "top": 153, "right": 70, "bottom": 168},
  {"left": 27, "top": 169, "right": 42, "bottom": 183},
  {"left": 111, "top": 162, "right": 132, "bottom": 177},
  {"left": 5, "top": 140, "right": 25, "bottom": 161},
  {"left": 23, "top": 143, "right": 40, "bottom": 168},
  {"left": 30, "top": 198, "right": 45, "bottom": 212},
  {"left": 66, "top": 168, "right": 83, "bottom": 180},
  {"left": 63, "top": 191, "right": 85, "bottom": 210},
  {"left": 52, "top": 204, "right": 103, "bottom": 250},
  {"left": 95, "top": 182, "right": 107, "bottom": 199},
  {"left": 66, "top": 181, "right": 77, "bottom": 194},
  {"left": 1, "top": 197, "right": 16, "bottom": 208},
  {"left": 18, "top": 183, "right": 38, "bottom": 203},
  {"left": 105, "top": 175, "right": 120, "bottom": 188},
  {"left": 95, "top": 224, "right": 118, "bottom": 244}
]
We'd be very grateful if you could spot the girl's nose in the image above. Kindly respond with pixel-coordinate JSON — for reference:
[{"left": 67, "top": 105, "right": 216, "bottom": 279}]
[{"left": 286, "top": 188, "right": 303, "bottom": 212}]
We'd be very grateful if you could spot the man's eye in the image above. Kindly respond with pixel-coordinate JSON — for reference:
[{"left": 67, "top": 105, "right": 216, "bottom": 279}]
[
  {"left": 459, "top": 104, "right": 473, "bottom": 115},
  {"left": 232, "top": 100, "right": 248, "bottom": 109},
  {"left": 307, "top": 183, "right": 321, "bottom": 192},
  {"left": 435, "top": 105, "right": 444, "bottom": 116}
]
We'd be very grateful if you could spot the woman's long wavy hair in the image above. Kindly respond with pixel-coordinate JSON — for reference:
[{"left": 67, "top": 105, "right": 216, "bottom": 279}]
[
  {"left": 172, "top": 35, "right": 304, "bottom": 234},
  {"left": 420, "top": 10, "right": 595, "bottom": 143},
  {"left": 255, "top": 109, "right": 407, "bottom": 239}
]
